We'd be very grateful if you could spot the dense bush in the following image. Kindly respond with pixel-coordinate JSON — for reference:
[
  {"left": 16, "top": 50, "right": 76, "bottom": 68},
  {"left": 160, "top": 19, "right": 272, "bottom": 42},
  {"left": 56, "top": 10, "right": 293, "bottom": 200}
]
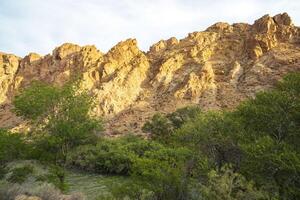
[
  {"left": 142, "top": 113, "right": 174, "bottom": 140},
  {"left": 0, "top": 129, "right": 27, "bottom": 164},
  {"left": 167, "top": 106, "right": 202, "bottom": 129},
  {"left": 67, "top": 136, "right": 165, "bottom": 175},
  {"left": 127, "top": 72, "right": 299, "bottom": 199},
  {"left": 142, "top": 106, "right": 201, "bottom": 140},
  {"left": 68, "top": 142, "right": 133, "bottom": 175},
  {"left": 166, "top": 72, "right": 300, "bottom": 199},
  {"left": 109, "top": 179, "right": 154, "bottom": 200},
  {"left": 174, "top": 111, "right": 242, "bottom": 169},
  {"left": 7, "top": 165, "right": 34, "bottom": 184},
  {"left": 130, "top": 147, "right": 193, "bottom": 199},
  {"left": 198, "top": 165, "right": 270, "bottom": 200}
]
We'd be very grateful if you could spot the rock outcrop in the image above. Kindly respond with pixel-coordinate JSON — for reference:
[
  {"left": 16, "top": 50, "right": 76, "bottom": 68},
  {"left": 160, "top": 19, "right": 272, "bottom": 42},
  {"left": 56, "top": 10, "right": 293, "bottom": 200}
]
[{"left": 0, "top": 13, "right": 300, "bottom": 135}]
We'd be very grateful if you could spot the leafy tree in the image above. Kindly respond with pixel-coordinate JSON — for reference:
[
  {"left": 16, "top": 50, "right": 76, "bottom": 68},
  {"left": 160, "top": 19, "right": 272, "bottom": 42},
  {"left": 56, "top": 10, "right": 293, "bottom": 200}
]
[
  {"left": 13, "top": 81, "right": 61, "bottom": 121},
  {"left": 174, "top": 111, "right": 242, "bottom": 169},
  {"left": 13, "top": 79, "right": 102, "bottom": 164},
  {"left": 240, "top": 136, "right": 300, "bottom": 199},
  {"left": 236, "top": 72, "right": 300, "bottom": 199},
  {"left": 236, "top": 90, "right": 299, "bottom": 144}
]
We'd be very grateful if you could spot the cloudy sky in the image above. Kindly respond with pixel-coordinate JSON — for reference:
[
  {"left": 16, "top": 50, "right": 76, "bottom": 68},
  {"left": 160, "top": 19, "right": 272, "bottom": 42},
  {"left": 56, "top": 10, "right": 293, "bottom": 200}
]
[{"left": 1, "top": 0, "right": 299, "bottom": 57}]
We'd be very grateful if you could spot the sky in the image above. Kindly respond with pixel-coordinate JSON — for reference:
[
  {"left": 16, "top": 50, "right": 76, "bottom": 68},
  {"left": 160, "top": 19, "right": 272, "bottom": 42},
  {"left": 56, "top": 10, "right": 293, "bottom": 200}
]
[{"left": 0, "top": 0, "right": 300, "bottom": 57}]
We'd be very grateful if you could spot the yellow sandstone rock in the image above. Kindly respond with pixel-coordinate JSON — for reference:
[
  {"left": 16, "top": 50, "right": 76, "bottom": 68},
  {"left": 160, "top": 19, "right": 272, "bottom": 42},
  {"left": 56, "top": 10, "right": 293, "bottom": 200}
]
[{"left": 0, "top": 13, "right": 299, "bottom": 135}]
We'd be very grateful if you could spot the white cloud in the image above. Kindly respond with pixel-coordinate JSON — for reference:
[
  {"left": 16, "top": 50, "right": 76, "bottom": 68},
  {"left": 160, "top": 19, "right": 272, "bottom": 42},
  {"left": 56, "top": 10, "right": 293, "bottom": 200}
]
[{"left": 0, "top": 0, "right": 299, "bottom": 57}]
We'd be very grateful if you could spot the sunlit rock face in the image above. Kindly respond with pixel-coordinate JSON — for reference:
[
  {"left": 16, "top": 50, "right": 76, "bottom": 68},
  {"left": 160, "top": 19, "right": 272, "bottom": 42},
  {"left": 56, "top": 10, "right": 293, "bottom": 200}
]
[{"left": 1, "top": 13, "right": 300, "bottom": 135}]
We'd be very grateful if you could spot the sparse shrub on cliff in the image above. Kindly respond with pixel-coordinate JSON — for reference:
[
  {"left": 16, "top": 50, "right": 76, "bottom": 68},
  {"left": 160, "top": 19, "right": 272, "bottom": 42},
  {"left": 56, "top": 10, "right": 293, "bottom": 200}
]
[
  {"left": 142, "top": 106, "right": 201, "bottom": 141},
  {"left": 167, "top": 106, "right": 202, "bottom": 129},
  {"left": 142, "top": 113, "right": 174, "bottom": 140}
]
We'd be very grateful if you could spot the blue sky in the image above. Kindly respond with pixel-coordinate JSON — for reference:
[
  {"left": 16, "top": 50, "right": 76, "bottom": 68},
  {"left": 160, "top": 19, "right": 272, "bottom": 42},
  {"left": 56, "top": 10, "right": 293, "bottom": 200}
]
[{"left": 0, "top": 0, "right": 299, "bottom": 57}]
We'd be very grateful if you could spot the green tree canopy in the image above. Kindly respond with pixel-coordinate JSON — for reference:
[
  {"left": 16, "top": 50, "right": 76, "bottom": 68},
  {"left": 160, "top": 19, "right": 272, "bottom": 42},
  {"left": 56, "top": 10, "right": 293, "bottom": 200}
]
[{"left": 13, "top": 79, "right": 102, "bottom": 163}]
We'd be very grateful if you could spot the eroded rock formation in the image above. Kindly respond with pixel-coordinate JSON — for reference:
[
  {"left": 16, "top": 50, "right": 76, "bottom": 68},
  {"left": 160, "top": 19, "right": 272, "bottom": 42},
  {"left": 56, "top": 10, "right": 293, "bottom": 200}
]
[{"left": 1, "top": 13, "right": 300, "bottom": 135}]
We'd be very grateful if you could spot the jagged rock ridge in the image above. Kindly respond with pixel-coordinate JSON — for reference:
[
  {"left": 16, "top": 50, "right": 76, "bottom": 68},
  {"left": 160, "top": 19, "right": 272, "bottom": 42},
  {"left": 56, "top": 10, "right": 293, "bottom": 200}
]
[{"left": 1, "top": 13, "right": 300, "bottom": 135}]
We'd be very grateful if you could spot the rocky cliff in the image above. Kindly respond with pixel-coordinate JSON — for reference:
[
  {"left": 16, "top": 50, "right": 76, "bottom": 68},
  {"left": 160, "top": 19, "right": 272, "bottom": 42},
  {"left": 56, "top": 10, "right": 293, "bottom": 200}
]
[{"left": 1, "top": 13, "right": 300, "bottom": 135}]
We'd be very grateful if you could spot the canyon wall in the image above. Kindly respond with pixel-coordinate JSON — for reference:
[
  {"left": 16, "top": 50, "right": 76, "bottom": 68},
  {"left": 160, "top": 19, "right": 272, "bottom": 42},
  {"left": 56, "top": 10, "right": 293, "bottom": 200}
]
[{"left": 1, "top": 13, "right": 300, "bottom": 135}]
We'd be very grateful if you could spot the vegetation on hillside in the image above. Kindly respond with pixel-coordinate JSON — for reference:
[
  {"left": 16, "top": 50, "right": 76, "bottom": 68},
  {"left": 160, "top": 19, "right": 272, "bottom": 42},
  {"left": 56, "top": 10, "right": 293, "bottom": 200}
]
[
  {"left": 0, "top": 73, "right": 299, "bottom": 199},
  {"left": 13, "top": 79, "right": 102, "bottom": 164}
]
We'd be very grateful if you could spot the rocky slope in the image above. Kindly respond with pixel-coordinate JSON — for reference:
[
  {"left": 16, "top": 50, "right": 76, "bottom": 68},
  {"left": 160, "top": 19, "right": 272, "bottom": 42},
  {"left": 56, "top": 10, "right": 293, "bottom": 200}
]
[{"left": 1, "top": 13, "right": 300, "bottom": 135}]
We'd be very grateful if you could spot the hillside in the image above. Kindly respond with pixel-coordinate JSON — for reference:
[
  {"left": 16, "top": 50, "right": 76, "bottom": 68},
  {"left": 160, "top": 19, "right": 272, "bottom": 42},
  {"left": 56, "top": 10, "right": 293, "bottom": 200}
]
[{"left": 1, "top": 12, "right": 300, "bottom": 135}]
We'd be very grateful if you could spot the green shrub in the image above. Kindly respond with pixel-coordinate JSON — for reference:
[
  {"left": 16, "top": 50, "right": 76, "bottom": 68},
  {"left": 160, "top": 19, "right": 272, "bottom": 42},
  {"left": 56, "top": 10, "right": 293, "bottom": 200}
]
[
  {"left": 0, "top": 165, "right": 7, "bottom": 179},
  {"left": 198, "top": 165, "right": 270, "bottom": 200},
  {"left": 0, "top": 129, "right": 27, "bottom": 164},
  {"left": 142, "top": 106, "right": 202, "bottom": 141},
  {"left": 67, "top": 140, "right": 133, "bottom": 175},
  {"left": 142, "top": 113, "right": 174, "bottom": 140},
  {"left": 7, "top": 165, "right": 34, "bottom": 183},
  {"left": 174, "top": 111, "right": 242, "bottom": 169},
  {"left": 13, "top": 81, "right": 61, "bottom": 120},
  {"left": 235, "top": 73, "right": 300, "bottom": 199},
  {"left": 37, "top": 165, "right": 66, "bottom": 191},
  {"left": 129, "top": 147, "right": 193, "bottom": 200},
  {"left": 160, "top": 73, "right": 300, "bottom": 199},
  {"left": 67, "top": 136, "right": 182, "bottom": 176},
  {"left": 167, "top": 106, "right": 202, "bottom": 129},
  {"left": 67, "top": 137, "right": 139, "bottom": 175},
  {"left": 109, "top": 179, "right": 154, "bottom": 200}
]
